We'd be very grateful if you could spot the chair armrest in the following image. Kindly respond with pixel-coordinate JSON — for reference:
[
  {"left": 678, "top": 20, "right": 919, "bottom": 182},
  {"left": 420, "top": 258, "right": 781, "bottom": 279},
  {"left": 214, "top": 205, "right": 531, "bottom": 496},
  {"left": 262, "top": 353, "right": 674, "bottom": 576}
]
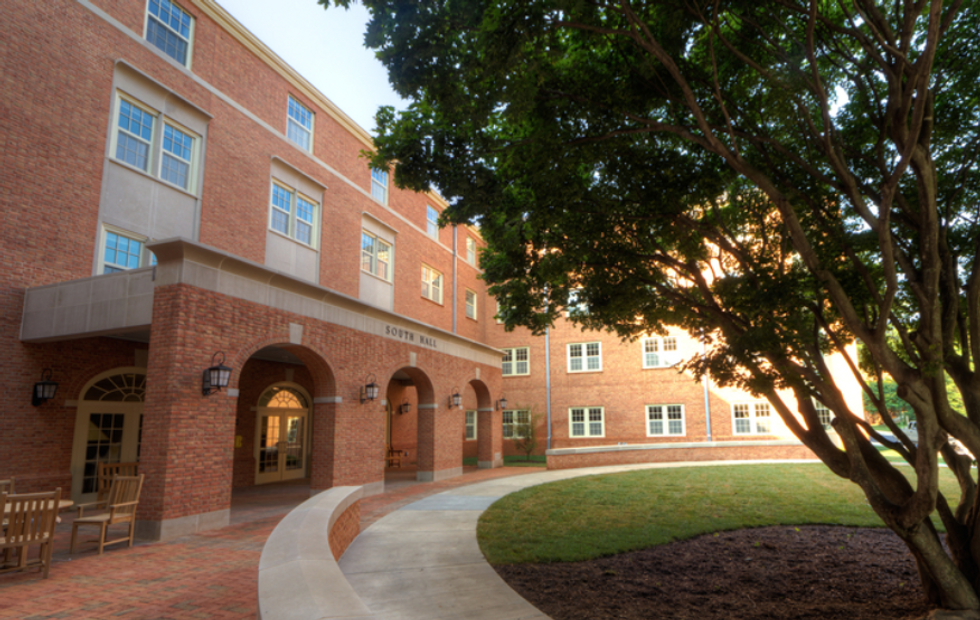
[
  {"left": 76, "top": 500, "right": 107, "bottom": 517},
  {"left": 108, "top": 501, "right": 140, "bottom": 518}
]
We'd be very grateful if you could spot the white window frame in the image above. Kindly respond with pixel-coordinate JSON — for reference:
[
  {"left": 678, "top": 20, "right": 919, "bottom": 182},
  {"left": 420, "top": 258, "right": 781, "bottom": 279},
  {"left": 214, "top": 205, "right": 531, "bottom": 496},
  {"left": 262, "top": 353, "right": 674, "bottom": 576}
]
[
  {"left": 732, "top": 402, "right": 772, "bottom": 435},
  {"left": 502, "top": 347, "right": 530, "bottom": 377},
  {"left": 466, "top": 237, "right": 477, "bottom": 265},
  {"left": 502, "top": 409, "right": 529, "bottom": 439},
  {"left": 814, "top": 400, "right": 834, "bottom": 429},
  {"left": 361, "top": 231, "right": 392, "bottom": 281},
  {"left": 100, "top": 226, "right": 153, "bottom": 274},
  {"left": 569, "top": 407, "right": 604, "bottom": 438},
  {"left": 111, "top": 93, "right": 200, "bottom": 192},
  {"left": 286, "top": 94, "right": 314, "bottom": 152},
  {"left": 642, "top": 336, "right": 680, "bottom": 368},
  {"left": 371, "top": 168, "right": 388, "bottom": 204},
  {"left": 144, "top": 0, "right": 194, "bottom": 68},
  {"left": 465, "top": 289, "right": 478, "bottom": 320},
  {"left": 647, "top": 404, "right": 686, "bottom": 437},
  {"left": 567, "top": 342, "right": 602, "bottom": 373},
  {"left": 426, "top": 205, "right": 439, "bottom": 238},
  {"left": 268, "top": 180, "right": 319, "bottom": 248},
  {"left": 465, "top": 410, "right": 477, "bottom": 441},
  {"left": 421, "top": 264, "right": 443, "bottom": 303}
]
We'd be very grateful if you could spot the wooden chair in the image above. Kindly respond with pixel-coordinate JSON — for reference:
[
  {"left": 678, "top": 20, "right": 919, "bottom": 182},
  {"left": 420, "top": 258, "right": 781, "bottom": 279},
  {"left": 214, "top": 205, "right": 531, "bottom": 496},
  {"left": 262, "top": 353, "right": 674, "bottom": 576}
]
[
  {"left": 97, "top": 462, "right": 138, "bottom": 502},
  {"left": 71, "top": 474, "right": 144, "bottom": 556},
  {"left": 0, "top": 488, "right": 61, "bottom": 578},
  {"left": 0, "top": 478, "right": 14, "bottom": 495},
  {"left": 386, "top": 445, "right": 402, "bottom": 468}
]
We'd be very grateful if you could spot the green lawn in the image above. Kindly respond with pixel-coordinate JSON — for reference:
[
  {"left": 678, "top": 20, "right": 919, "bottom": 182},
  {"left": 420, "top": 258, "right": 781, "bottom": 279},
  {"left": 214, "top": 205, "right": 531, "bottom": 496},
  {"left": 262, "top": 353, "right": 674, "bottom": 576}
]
[
  {"left": 463, "top": 455, "right": 547, "bottom": 467},
  {"left": 477, "top": 462, "right": 960, "bottom": 565}
]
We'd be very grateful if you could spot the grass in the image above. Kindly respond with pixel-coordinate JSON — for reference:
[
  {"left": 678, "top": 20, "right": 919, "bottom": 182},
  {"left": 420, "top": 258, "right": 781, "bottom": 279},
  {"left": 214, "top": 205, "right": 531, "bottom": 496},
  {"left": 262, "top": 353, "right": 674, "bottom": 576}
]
[
  {"left": 463, "top": 455, "right": 547, "bottom": 467},
  {"left": 477, "top": 463, "right": 960, "bottom": 565}
]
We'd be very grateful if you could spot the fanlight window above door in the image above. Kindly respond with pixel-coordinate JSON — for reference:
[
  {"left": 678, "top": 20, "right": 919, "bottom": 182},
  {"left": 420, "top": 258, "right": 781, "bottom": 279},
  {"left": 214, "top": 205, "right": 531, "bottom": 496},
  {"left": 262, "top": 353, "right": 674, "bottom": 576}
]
[
  {"left": 258, "top": 386, "right": 308, "bottom": 409},
  {"left": 84, "top": 373, "right": 147, "bottom": 402}
]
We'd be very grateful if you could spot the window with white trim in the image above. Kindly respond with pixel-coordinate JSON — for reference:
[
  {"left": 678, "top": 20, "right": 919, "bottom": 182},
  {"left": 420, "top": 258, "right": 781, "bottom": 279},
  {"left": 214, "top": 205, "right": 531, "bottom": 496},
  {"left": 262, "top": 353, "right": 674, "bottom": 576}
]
[
  {"left": 647, "top": 404, "right": 685, "bottom": 436},
  {"left": 568, "top": 342, "right": 601, "bottom": 373},
  {"left": 503, "top": 409, "right": 529, "bottom": 439},
  {"left": 101, "top": 228, "right": 153, "bottom": 274},
  {"left": 361, "top": 231, "right": 392, "bottom": 280},
  {"left": 286, "top": 95, "right": 314, "bottom": 152},
  {"left": 113, "top": 94, "right": 199, "bottom": 191},
  {"left": 465, "top": 289, "right": 477, "bottom": 320},
  {"left": 426, "top": 205, "right": 439, "bottom": 238},
  {"left": 465, "top": 410, "right": 477, "bottom": 440},
  {"left": 145, "top": 0, "right": 193, "bottom": 67},
  {"left": 421, "top": 264, "right": 443, "bottom": 303},
  {"left": 269, "top": 181, "right": 318, "bottom": 246},
  {"left": 371, "top": 168, "right": 388, "bottom": 204},
  {"left": 466, "top": 237, "right": 477, "bottom": 265},
  {"left": 502, "top": 347, "right": 529, "bottom": 376},
  {"left": 642, "top": 336, "right": 679, "bottom": 368},
  {"left": 733, "top": 402, "right": 772, "bottom": 435},
  {"left": 495, "top": 300, "right": 504, "bottom": 324},
  {"left": 570, "top": 407, "right": 604, "bottom": 437},
  {"left": 814, "top": 400, "right": 834, "bottom": 429}
]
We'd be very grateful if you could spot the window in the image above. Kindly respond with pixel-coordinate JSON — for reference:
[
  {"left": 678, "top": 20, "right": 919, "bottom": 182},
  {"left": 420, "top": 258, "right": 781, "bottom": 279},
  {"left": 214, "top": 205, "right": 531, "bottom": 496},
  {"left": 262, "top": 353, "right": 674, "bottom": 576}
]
[
  {"left": 503, "top": 409, "right": 529, "bottom": 439},
  {"left": 647, "top": 404, "right": 685, "bottom": 436},
  {"left": 568, "top": 342, "right": 601, "bottom": 373},
  {"left": 465, "top": 410, "right": 477, "bottom": 441},
  {"left": 570, "top": 407, "right": 604, "bottom": 437},
  {"left": 371, "top": 168, "right": 388, "bottom": 204},
  {"left": 361, "top": 231, "right": 392, "bottom": 280},
  {"left": 426, "top": 205, "right": 439, "bottom": 238},
  {"left": 146, "top": 0, "right": 193, "bottom": 66},
  {"left": 495, "top": 300, "right": 504, "bottom": 324},
  {"left": 287, "top": 95, "right": 313, "bottom": 151},
  {"left": 465, "top": 289, "right": 478, "bottom": 320},
  {"left": 733, "top": 402, "right": 772, "bottom": 435},
  {"left": 113, "top": 94, "right": 199, "bottom": 191},
  {"left": 642, "top": 336, "right": 679, "bottom": 368},
  {"left": 466, "top": 237, "right": 477, "bottom": 265},
  {"left": 502, "top": 347, "right": 529, "bottom": 376},
  {"left": 269, "top": 182, "right": 318, "bottom": 246},
  {"left": 421, "top": 264, "right": 443, "bottom": 303},
  {"left": 566, "top": 289, "right": 588, "bottom": 316},
  {"left": 102, "top": 229, "right": 151, "bottom": 274},
  {"left": 814, "top": 400, "right": 833, "bottom": 429}
]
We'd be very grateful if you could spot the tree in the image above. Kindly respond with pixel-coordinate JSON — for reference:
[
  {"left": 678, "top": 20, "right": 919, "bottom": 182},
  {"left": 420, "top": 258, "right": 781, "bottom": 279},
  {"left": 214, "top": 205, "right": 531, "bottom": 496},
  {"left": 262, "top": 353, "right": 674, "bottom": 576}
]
[
  {"left": 512, "top": 408, "right": 543, "bottom": 462},
  {"left": 328, "top": 0, "right": 980, "bottom": 610}
]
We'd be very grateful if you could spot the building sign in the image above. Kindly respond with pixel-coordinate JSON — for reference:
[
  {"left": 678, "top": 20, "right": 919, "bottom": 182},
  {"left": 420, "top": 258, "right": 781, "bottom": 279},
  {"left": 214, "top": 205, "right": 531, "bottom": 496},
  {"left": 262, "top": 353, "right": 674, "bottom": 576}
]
[{"left": 385, "top": 325, "right": 438, "bottom": 349}]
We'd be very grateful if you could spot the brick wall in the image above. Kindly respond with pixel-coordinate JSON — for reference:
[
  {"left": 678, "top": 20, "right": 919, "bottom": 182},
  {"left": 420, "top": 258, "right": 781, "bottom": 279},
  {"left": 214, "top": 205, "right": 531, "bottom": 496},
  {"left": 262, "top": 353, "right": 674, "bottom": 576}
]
[
  {"left": 329, "top": 501, "right": 361, "bottom": 561},
  {"left": 547, "top": 443, "right": 819, "bottom": 470}
]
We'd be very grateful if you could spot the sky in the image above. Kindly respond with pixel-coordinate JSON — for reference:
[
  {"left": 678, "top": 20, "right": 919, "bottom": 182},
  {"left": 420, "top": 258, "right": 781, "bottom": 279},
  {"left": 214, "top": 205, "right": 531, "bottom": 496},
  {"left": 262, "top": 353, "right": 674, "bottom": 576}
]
[{"left": 215, "top": 0, "right": 410, "bottom": 134}]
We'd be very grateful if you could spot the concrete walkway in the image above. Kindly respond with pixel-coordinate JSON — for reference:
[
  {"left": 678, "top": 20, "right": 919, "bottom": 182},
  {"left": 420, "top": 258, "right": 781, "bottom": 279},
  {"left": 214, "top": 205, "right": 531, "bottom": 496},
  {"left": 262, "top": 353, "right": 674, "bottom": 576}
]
[{"left": 340, "top": 461, "right": 800, "bottom": 620}]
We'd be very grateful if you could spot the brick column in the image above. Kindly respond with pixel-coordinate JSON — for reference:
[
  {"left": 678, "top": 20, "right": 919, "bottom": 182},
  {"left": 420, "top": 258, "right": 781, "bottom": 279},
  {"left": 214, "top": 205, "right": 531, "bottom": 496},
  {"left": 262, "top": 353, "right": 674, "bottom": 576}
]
[
  {"left": 476, "top": 408, "right": 503, "bottom": 468},
  {"left": 331, "top": 398, "right": 385, "bottom": 495},
  {"left": 309, "top": 400, "right": 337, "bottom": 492}
]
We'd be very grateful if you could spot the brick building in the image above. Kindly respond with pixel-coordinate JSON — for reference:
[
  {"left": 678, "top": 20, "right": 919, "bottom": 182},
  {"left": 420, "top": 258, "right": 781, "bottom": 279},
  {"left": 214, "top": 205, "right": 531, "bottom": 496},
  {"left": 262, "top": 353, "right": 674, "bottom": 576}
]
[{"left": 2, "top": 0, "right": 861, "bottom": 540}]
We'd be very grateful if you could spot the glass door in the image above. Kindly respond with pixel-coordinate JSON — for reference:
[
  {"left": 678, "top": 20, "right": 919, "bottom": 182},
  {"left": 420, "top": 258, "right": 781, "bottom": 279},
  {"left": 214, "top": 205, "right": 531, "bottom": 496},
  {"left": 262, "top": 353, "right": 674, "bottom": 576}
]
[{"left": 255, "top": 385, "right": 309, "bottom": 485}]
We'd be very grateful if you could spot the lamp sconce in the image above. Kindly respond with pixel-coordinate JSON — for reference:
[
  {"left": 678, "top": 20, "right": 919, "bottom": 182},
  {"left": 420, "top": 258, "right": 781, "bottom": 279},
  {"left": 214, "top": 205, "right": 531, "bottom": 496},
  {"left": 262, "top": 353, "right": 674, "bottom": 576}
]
[
  {"left": 496, "top": 396, "right": 508, "bottom": 411},
  {"left": 360, "top": 374, "right": 380, "bottom": 404},
  {"left": 32, "top": 368, "right": 59, "bottom": 406},
  {"left": 399, "top": 399, "right": 411, "bottom": 415},
  {"left": 449, "top": 387, "right": 462, "bottom": 409},
  {"left": 202, "top": 352, "right": 232, "bottom": 396}
]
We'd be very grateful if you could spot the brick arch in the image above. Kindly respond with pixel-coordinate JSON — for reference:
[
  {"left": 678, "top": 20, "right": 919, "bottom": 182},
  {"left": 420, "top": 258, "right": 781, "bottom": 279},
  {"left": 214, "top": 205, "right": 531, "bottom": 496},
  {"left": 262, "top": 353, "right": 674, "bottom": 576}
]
[
  {"left": 228, "top": 336, "right": 337, "bottom": 399},
  {"left": 381, "top": 365, "right": 435, "bottom": 406},
  {"left": 463, "top": 378, "right": 492, "bottom": 411}
]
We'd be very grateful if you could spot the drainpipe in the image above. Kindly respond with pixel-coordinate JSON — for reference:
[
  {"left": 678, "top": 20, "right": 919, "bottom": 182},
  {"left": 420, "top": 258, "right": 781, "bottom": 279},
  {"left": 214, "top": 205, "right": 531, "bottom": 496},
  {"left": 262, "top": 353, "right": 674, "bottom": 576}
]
[
  {"left": 545, "top": 325, "right": 552, "bottom": 450},
  {"left": 452, "top": 225, "right": 458, "bottom": 333},
  {"left": 702, "top": 332, "right": 712, "bottom": 441}
]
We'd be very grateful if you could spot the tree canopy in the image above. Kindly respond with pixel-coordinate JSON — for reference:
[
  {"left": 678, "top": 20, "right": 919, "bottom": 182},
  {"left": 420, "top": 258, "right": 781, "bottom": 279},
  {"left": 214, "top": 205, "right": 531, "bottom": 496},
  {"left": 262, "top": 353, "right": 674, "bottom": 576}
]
[{"left": 328, "top": 0, "right": 980, "bottom": 609}]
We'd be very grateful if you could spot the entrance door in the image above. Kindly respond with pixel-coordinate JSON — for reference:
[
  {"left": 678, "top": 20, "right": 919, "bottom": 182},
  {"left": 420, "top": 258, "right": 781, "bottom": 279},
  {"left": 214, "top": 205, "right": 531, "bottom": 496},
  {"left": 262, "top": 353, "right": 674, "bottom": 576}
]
[
  {"left": 70, "top": 370, "right": 145, "bottom": 503},
  {"left": 255, "top": 385, "right": 310, "bottom": 484}
]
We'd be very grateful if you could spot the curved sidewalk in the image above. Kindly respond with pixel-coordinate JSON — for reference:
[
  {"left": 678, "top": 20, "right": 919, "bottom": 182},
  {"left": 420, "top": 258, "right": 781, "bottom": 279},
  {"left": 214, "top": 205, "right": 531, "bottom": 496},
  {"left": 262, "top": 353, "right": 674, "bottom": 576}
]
[{"left": 339, "top": 460, "right": 803, "bottom": 620}]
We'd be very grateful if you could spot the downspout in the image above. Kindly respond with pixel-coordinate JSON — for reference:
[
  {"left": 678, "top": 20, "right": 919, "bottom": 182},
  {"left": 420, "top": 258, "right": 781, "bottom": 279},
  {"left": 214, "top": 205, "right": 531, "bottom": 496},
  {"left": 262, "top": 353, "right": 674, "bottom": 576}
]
[
  {"left": 452, "top": 225, "right": 458, "bottom": 333},
  {"left": 702, "top": 332, "right": 712, "bottom": 441},
  {"left": 545, "top": 324, "right": 552, "bottom": 450}
]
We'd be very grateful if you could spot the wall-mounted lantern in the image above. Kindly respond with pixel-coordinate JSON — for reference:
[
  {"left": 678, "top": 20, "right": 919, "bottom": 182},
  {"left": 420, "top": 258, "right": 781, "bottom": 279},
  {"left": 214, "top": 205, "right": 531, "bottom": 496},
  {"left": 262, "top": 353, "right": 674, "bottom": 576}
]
[
  {"left": 399, "top": 399, "right": 411, "bottom": 415},
  {"left": 449, "top": 387, "right": 461, "bottom": 409},
  {"left": 32, "top": 368, "right": 59, "bottom": 406},
  {"left": 202, "top": 352, "right": 232, "bottom": 396},
  {"left": 360, "top": 374, "right": 380, "bottom": 404},
  {"left": 496, "top": 396, "right": 508, "bottom": 411}
]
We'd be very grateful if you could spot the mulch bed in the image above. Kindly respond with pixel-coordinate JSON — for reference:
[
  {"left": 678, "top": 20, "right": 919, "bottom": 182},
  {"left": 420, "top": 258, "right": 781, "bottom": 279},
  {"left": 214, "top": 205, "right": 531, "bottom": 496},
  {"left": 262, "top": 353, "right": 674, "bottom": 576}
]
[{"left": 495, "top": 525, "right": 932, "bottom": 620}]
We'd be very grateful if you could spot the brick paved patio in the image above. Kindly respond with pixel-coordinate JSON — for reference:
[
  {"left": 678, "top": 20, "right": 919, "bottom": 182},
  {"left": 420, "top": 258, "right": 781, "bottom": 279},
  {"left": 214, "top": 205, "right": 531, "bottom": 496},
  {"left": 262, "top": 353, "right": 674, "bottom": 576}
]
[{"left": 0, "top": 466, "right": 537, "bottom": 620}]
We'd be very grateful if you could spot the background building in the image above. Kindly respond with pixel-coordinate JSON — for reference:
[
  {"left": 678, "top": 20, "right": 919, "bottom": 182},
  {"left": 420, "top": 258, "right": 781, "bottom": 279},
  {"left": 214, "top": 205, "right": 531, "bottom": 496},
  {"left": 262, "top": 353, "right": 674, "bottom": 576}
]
[{"left": 2, "top": 0, "right": 861, "bottom": 540}]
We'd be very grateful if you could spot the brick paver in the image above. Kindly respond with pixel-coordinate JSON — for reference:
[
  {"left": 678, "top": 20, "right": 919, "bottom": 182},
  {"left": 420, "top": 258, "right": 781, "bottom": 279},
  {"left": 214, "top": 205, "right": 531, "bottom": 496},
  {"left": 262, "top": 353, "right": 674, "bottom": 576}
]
[{"left": 0, "top": 467, "right": 537, "bottom": 620}]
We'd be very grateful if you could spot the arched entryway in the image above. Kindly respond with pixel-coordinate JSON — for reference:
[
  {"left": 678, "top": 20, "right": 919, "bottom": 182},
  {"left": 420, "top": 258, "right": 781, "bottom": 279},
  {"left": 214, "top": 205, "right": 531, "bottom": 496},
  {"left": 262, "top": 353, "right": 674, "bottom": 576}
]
[
  {"left": 69, "top": 368, "right": 146, "bottom": 503},
  {"left": 383, "top": 367, "right": 436, "bottom": 480},
  {"left": 254, "top": 383, "right": 312, "bottom": 485}
]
